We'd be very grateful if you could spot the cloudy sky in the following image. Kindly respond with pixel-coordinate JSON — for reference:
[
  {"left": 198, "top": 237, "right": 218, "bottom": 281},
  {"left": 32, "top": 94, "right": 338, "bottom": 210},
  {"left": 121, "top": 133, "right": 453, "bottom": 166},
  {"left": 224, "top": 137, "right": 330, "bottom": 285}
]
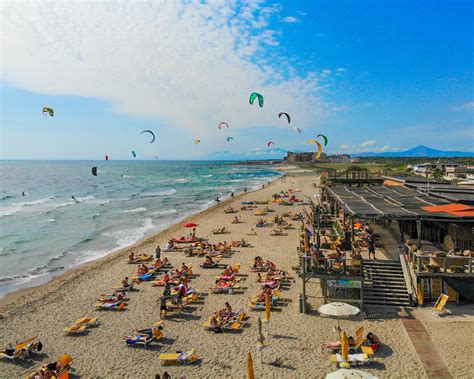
[{"left": 1, "top": 0, "right": 472, "bottom": 159}]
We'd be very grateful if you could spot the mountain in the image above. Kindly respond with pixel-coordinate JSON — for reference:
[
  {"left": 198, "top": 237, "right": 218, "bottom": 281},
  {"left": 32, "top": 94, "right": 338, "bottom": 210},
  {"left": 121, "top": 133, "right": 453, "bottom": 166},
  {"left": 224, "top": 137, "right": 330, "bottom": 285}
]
[{"left": 355, "top": 145, "right": 474, "bottom": 158}]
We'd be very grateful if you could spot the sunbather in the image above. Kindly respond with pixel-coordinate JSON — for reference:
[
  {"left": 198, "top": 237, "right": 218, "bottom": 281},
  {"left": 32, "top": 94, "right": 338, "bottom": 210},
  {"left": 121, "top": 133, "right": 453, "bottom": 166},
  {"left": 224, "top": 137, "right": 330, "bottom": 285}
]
[
  {"left": 320, "top": 336, "right": 354, "bottom": 351},
  {"left": 366, "top": 332, "right": 380, "bottom": 351}
]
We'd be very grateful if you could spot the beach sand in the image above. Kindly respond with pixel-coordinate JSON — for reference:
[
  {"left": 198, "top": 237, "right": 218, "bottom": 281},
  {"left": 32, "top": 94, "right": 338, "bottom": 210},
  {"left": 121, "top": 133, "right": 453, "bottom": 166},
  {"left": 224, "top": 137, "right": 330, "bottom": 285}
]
[{"left": 1, "top": 173, "right": 471, "bottom": 378}]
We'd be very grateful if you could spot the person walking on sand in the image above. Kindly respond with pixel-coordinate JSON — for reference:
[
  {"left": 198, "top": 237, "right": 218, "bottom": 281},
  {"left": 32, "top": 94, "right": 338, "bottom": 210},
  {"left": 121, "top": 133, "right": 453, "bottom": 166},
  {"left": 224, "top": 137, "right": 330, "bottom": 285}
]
[
  {"left": 367, "top": 232, "right": 376, "bottom": 259},
  {"left": 159, "top": 295, "right": 168, "bottom": 319}
]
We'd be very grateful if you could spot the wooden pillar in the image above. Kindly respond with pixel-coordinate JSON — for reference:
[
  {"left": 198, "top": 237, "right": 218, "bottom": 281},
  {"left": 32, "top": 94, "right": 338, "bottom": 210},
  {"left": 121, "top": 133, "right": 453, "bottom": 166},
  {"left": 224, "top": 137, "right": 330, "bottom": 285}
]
[
  {"left": 302, "top": 277, "right": 307, "bottom": 313},
  {"left": 351, "top": 217, "right": 355, "bottom": 241},
  {"left": 416, "top": 219, "right": 422, "bottom": 248}
]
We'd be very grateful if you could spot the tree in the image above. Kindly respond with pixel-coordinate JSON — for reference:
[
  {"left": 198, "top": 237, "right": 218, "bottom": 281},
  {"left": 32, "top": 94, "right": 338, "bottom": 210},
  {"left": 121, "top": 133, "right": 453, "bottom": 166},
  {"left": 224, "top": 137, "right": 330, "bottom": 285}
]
[{"left": 432, "top": 168, "right": 444, "bottom": 180}]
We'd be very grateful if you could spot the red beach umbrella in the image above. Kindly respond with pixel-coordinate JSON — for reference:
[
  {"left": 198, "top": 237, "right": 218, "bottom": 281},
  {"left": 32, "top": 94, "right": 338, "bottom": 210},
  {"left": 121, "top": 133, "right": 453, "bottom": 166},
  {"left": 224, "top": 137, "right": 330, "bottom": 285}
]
[{"left": 184, "top": 222, "right": 198, "bottom": 228}]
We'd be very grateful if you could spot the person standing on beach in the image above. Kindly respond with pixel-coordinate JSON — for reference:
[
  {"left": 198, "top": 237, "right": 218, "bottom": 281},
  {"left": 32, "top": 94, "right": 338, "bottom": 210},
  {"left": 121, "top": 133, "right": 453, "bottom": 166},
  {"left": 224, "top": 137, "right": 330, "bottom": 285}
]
[
  {"left": 159, "top": 295, "right": 167, "bottom": 319},
  {"left": 244, "top": 187, "right": 247, "bottom": 193},
  {"left": 231, "top": 192, "right": 234, "bottom": 197},
  {"left": 155, "top": 245, "right": 161, "bottom": 259}
]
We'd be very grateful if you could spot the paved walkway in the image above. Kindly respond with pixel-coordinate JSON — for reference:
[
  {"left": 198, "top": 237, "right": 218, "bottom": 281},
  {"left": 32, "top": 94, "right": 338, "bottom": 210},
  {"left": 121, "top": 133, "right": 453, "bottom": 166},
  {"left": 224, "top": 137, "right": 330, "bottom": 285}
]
[{"left": 399, "top": 309, "right": 452, "bottom": 378}]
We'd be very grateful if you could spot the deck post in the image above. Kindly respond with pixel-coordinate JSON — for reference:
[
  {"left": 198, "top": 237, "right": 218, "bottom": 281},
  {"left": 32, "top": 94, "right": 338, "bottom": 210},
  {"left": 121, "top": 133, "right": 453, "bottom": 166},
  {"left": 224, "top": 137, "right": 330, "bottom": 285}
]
[
  {"left": 351, "top": 217, "right": 355, "bottom": 241},
  {"left": 416, "top": 219, "right": 422, "bottom": 248}
]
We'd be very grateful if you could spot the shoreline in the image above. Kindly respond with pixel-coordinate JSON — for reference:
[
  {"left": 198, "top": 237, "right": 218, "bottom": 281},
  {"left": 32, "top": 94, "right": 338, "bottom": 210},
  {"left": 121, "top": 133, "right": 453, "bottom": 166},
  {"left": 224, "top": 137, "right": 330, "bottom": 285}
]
[{"left": 0, "top": 174, "right": 282, "bottom": 311}]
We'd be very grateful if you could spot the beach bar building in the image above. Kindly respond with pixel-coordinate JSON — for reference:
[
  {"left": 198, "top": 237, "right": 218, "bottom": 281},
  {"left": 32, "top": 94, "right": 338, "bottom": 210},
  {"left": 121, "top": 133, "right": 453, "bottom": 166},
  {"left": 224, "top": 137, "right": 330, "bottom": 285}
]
[{"left": 298, "top": 183, "right": 474, "bottom": 312}]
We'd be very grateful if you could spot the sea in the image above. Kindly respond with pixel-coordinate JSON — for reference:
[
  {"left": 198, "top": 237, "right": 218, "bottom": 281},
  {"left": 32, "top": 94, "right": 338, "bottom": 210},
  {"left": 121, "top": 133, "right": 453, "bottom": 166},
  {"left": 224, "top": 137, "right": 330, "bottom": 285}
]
[{"left": 0, "top": 160, "right": 281, "bottom": 297}]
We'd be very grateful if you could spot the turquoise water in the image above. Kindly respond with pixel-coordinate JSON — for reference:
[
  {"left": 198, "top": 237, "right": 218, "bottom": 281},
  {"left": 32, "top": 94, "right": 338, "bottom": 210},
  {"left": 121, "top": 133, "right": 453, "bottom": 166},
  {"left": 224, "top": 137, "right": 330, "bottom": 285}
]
[{"left": 0, "top": 160, "right": 280, "bottom": 296}]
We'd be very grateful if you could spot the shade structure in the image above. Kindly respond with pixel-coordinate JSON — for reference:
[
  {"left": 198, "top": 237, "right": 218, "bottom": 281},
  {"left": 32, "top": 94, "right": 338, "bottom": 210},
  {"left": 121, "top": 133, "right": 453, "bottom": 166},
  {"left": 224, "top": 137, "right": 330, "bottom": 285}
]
[
  {"left": 318, "top": 302, "right": 360, "bottom": 332},
  {"left": 326, "top": 369, "right": 378, "bottom": 379},
  {"left": 58, "top": 353, "right": 73, "bottom": 367},
  {"left": 247, "top": 352, "right": 255, "bottom": 379},
  {"left": 318, "top": 302, "right": 360, "bottom": 317},
  {"left": 184, "top": 222, "right": 198, "bottom": 228}
]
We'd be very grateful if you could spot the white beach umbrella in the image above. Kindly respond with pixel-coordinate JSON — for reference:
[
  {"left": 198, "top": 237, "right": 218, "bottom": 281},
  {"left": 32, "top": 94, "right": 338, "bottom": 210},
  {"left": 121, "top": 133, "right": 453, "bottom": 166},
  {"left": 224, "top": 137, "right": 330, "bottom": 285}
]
[
  {"left": 318, "top": 302, "right": 360, "bottom": 331},
  {"left": 326, "top": 368, "right": 378, "bottom": 379}
]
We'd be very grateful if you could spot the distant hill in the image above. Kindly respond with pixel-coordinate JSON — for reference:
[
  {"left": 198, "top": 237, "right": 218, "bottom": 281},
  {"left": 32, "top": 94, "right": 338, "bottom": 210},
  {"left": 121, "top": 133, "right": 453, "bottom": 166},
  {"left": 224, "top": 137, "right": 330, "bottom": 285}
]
[{"left": 355, "top": 145, "right": 474, "bottom": 158}]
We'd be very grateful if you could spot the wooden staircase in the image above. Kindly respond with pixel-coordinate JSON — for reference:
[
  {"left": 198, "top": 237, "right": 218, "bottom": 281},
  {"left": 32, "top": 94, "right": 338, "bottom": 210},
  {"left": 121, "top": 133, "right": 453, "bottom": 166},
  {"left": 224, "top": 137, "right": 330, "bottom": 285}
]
[{"left": 363, "top": 259, "right": 411, "bottom": 307}]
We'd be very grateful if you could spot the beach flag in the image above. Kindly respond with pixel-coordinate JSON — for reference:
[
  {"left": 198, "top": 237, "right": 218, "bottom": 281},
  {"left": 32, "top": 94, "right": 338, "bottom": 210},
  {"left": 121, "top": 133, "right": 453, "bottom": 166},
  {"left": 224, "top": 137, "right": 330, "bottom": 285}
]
[
  {"left": 341, "top": 330, "right": 349, "bottom": 366},
  {"left": 247, "top": 352, "right": 255, "bottom": 379}
]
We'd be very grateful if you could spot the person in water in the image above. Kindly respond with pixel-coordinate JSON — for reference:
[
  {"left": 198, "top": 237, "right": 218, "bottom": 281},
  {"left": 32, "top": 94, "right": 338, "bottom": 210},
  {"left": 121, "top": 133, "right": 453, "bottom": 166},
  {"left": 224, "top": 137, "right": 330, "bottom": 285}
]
[
  {"left": 22, "top": 191, "right": 25, "bottom": 196},
  {"left": 215, "top": 197, "right": 220, "bottom": 203},
  {"left": 71, "top": 196, "right": 78, "bottom": 202}
]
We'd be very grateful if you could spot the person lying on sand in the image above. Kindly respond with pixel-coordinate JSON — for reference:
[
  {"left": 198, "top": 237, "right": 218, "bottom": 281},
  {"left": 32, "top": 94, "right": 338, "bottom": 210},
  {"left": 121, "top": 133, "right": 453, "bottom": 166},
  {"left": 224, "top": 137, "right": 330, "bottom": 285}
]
[
  {"left": 128, "top": 252, "right": 135, "bottom": 261},
  {"left": 320, "top": 336, "right": 354, "bottom": 351}
]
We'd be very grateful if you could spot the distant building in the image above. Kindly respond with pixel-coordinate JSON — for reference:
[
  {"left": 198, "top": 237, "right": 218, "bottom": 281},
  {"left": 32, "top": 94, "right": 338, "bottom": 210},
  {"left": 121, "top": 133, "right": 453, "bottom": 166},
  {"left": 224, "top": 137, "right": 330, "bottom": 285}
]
[
  {"left": 412, "top": 162, "right": 465, "bottom": 177},
  {"left": 351, "top": 157, "right": 361, "bottom": 163},
  {"left": 328, "top": 154, "right": 351, "bottom": 164},
  {"left": 444, "top": 167, "right": 474, "bottom": 181},
  {"left": 285, "top": 152, "right": 314, "bottom": 163}
]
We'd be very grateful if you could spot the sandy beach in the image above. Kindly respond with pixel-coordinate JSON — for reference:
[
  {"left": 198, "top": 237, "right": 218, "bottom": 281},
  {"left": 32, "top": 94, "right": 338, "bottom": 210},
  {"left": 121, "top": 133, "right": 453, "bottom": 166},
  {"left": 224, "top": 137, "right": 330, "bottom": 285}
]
[{"left": 1, "top": 172, "right": 472, "bottom": 378}]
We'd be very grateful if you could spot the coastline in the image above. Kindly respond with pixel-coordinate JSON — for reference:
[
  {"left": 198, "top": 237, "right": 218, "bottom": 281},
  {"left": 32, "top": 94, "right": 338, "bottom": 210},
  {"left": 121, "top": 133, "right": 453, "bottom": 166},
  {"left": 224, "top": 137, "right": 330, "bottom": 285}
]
[{"left": 0, "top": 174, "right": 282, "bottom": 311}]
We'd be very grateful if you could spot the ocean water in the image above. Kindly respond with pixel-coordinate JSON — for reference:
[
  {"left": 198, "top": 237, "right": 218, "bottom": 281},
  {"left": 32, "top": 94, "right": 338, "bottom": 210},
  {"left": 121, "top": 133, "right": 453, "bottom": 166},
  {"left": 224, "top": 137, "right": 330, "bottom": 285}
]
[{"left": 0, "top": 160, "right": 280, "bottom": 296}]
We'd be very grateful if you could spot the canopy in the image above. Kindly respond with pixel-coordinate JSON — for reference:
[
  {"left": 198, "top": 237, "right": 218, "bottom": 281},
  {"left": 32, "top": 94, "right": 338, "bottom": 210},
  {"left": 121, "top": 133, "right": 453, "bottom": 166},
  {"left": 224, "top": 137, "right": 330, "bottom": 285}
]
[
  {"left": 184, "top": 222, "right": 198, "bottom": 228},
  {"left": 318, "top": 302, "right": 360, "bottom": 317},
  {"left": 247, "top": 352, "right": 255, "bottom": 379}
]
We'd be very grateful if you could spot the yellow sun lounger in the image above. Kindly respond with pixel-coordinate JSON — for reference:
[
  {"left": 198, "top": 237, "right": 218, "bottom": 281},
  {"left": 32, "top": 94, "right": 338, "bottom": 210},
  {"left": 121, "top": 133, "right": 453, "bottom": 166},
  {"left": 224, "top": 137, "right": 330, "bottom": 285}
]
[
  {"left": 63, "top": 324, "right": 87, "bottom": 335},
  {"left": 432, "top": 294, "right": 452, "bottom": 317},
  {"left": 159, "top": 349, "right": 198, "bottom": 365},
  {"left": 74, "top": 316, "right": 100, "bottom": 327}
]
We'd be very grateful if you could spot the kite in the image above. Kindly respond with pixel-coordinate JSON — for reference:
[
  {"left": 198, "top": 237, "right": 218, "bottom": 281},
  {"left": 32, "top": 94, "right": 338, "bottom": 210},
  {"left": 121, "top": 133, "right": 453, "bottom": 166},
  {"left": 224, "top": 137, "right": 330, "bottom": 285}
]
[
  {"left": 293, "top": 127, "right": 301, "bottom": 134},
  {"left": 249, "top": 92, "right": 264, "bottom": 107},
  {"left": 218, "top": 122, "right": 229, "bottom": 129},
  {"left": 194, "top": 139, "right": 201, "bottom": 145},
  {"left": 131, "top": 150, "right": 137, "bottom": 158},
  {"left": 317, "top": 134, "right": 328, "bottom": 146},
  {"left": 140, "top": 130, "right": 155, "bottom": 143},
  {"left": 278, "top": 112, "right": 291, "bottom": 123},
  {"left": 306, "top": 139, "right": 323, "bottom": 160},
  {"left": 91, "top": 167, "right": 98, "bottom": 176},
  {"left": 227, "top": 137, "right": 234, "bottom": 142},
  {"left": 105, "top": 155, "right": 109, "bottom": 161},
  {"left": 42, "top": 107, "right": 54, "bottom": 117},
  {"left": 267, "top": 141, "right": 275, "bottom": 147}
]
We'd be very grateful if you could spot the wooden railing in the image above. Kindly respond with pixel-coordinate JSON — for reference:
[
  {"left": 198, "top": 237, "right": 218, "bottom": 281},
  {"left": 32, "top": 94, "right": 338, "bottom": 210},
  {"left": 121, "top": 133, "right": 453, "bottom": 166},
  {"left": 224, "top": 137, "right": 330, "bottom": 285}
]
[
  {"left": 405, "top": 245, "right": 473, "bottom": 275},
  {"left": 299, "top": 254, "right": 364, "bottom": 277}
]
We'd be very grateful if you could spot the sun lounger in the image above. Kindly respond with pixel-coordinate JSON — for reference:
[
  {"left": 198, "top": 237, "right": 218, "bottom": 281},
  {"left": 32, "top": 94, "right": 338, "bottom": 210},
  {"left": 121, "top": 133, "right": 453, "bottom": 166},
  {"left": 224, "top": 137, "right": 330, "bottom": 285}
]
[
  {"left": 158, "top": 349, "right": 198, "bottom": 365},
  {"left": 63, "top": 324, "right": 87, "bottom": 335},
  {"left": 74, "top": 316, "right": 100, "bottom": 327},
  {"left": 0, "top": 348, "right": 25, "bottom": 363},
  {"left": 432, "top": 294, "right": 452, "bottom": 317},
  {"left": 330, "top": 352, "right": 370, "bottom": 368},
  {"left": 125, "top": 327, "right": 164, "bottom": 348},
  {"left": 94, "top": 301, "right": 126, "bottom": 310},
  {"left": 209, "top": 284, "right": 242, "bottom": 294}
]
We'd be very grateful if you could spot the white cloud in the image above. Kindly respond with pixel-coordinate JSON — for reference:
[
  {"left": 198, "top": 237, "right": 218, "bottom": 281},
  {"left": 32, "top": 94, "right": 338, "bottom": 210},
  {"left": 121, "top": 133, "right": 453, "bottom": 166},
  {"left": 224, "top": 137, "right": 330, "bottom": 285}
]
[
  {"left": 337, "top": 140, "right": 399, "bottom": 154},
  {"left": 453, "top": 101, "right": 474, "bottom": 111},
  {"left": 336, "top": 67, "right": 347, "bottom": 75},
  {"left": 0, "top": 1, "right": 330, "bottom": 141},
  {"left": 361, "top": 140, "right": 375, "bottom": 147},
  {"left": 281, "top": 16, "right": 299, "bottom": 23}
]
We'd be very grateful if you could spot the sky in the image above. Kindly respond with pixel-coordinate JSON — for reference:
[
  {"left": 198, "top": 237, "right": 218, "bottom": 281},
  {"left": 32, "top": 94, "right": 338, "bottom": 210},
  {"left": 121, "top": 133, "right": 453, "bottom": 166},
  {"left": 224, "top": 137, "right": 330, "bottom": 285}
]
[{"left": 0, "top": 0, "right": 473, "bottom": 160}]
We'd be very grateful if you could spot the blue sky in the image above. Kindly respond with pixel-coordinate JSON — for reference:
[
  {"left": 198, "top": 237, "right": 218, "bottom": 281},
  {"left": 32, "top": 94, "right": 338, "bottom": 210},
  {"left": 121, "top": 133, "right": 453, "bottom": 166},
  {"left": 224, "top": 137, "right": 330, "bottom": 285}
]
[{"left": 1, "top": 0, "right": 472, "bottom": 160}]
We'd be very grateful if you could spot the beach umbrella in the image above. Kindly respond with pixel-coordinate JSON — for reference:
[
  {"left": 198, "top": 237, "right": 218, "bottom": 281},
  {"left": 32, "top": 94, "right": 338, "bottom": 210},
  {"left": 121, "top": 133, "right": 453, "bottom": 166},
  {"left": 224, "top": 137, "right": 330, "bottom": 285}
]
[
  {"left": 247, "top": 352, "right": 255, "bottom": 379},
  {"left": 58, "top": 354, "right": 73, "bottom": 367},
  {"left": 257, "top": 316, "right": 263, "bottom": 337},
  {"left": 341, "top": 330, "right": 349, "bottom": 364},
  {"left": 318, "top": 302, "right": 360, "bottom": 331},
  {"left": 184, "top": 222, "right": 198, "bottom": 228},
  {"left": 326, "top": 369, "right": 378, "bottom": 379}
]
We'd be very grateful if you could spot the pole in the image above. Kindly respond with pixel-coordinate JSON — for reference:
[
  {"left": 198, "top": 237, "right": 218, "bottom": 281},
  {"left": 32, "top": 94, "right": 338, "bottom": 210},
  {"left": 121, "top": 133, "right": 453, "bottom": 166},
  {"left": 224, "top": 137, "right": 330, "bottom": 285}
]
[{"left": 416, "top": 219, "right": 422, "bottom": 248}]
